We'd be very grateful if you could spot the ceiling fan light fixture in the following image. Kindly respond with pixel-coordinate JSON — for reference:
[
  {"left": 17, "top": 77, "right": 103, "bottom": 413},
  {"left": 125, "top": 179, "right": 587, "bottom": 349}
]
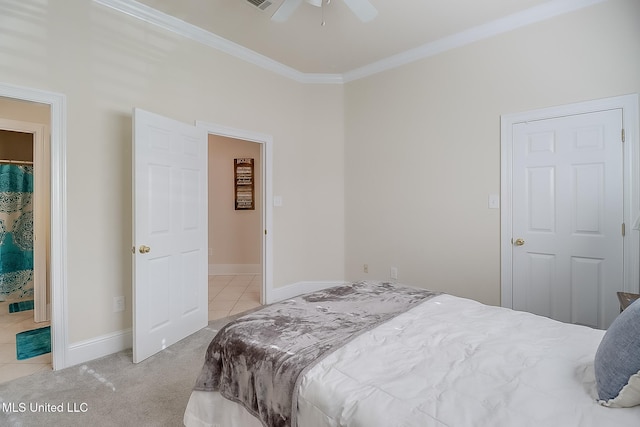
[{"left": 273, "top": 0, "right": 375, "bottom": 23}]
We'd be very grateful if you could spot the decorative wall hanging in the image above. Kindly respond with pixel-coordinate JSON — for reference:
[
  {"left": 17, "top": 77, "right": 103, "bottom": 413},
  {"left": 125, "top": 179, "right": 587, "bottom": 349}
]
[{"left": 234, "top": 158, "right": 254, "bottom": 210}]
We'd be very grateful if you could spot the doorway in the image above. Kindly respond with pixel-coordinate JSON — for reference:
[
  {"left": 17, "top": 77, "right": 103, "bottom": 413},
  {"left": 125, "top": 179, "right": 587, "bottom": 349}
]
[
  {"left": 501, "top": 94, "right": 640, "bottom": 329},
  {"left": 207, "top": 134, "right": 263, "bottom": 319},
  {"left": 131, "top": 111, "right": 272, "bottom": 361},
  {"left": 0, "top": 82, "right": 67, "bottom": 373},
  {"left": 197, "top": 120, "right": 274, "bottom": 307},
  {"left": 0, "top": 99, "right": 51, "bottom": 383}
]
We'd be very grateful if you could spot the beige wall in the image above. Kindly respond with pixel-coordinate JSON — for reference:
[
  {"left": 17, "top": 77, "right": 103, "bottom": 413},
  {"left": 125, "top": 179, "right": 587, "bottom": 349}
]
[
  {"left": 0, "top": 0, "right": 345, "bottom": 343},
  {"left": 208, "top": 135, "right": 261, "bottom": 271},
  {"left": 0, "top": 97, "right": 48, "bottom": 161},
  {"left": 344, "top": 0, "right": 640, "bottom": 306},
  {"left": 0, "top": 97, "right": 51, "bottom": 125}
]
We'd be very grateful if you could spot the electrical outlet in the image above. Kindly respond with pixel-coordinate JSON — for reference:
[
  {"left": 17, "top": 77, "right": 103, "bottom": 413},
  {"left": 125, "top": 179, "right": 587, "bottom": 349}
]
[
  {"left": 363, "top": 264, "right": 368, "bottom": 273},
  {"left": 114, "top": 296, "right": 125, "bottom": 312},
  {"left": 390, "top": 267, "right": 398, "bottom": 280}
]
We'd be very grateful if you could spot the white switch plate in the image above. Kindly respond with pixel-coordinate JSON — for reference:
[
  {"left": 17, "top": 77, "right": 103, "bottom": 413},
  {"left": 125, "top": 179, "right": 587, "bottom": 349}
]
[
  {"left": 488, "top": 194, "right": 500, "bottom": 209},
  {"left": 114, "top": 296, "right": 125, "bottom": 312},
  {"left": 273, "top": 196, "right": 283, "bottom": 207}
]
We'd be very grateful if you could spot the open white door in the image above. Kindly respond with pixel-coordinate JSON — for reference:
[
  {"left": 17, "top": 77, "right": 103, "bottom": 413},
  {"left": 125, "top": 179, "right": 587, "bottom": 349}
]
[{"left": 132, "top": 108, "right": 208, "bottom": 363}]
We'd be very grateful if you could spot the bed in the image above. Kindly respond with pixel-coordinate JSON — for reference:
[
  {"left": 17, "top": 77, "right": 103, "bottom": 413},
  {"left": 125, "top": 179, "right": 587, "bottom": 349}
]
[{"left": 184, "top": 281, "right": 640, "bottom": 427}]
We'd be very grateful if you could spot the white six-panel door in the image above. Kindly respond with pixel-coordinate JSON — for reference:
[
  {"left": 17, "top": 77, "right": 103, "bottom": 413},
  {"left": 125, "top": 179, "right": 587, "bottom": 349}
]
[
  {"left": 132, "top": 108, "right": 208, "bottom": 363},
  {"left": 511, "top": 109, "right": 623, "bottom": 329}
]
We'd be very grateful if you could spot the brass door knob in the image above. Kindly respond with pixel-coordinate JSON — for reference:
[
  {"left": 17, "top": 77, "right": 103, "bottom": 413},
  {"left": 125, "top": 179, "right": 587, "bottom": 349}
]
[
  {"left": 139, "top": 245, "right": 151, "bottom": 254},
  {"left": 514, "top": 238, "right": 525, "bottom": 246}
]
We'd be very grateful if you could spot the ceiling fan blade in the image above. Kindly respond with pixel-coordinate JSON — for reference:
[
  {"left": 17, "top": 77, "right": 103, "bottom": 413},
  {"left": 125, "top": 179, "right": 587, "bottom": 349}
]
[
  {"left": 271, "top": 0, "right": 304, "bottom": 22},
  {"left": 341, "top": 0, "right": 377, "bottom": 22}
]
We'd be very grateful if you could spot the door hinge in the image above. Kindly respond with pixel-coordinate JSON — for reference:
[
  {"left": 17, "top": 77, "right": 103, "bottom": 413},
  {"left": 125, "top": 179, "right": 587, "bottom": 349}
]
[
  {"left": 264, "top": 229, "right": 267, "bottom": 235},
  {"left": 622, "top": 128, "right": 625, "bottom": 143},
  {"left": 622, "top": 222, "right": 626, "bottom": 237}
]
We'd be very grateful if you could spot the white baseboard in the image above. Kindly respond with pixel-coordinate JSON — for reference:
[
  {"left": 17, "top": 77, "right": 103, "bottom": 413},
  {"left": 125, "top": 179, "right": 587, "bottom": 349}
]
[
  {"left": 66, "top": 328, "right": 132, "bottom": 368},
  {"left": 63, "top": 280, "right": 342, "bottom": 366},
  {"left": 267, "top": 280, "right": 345, "bottom": 304},
  {"left": 209, "top": 264, "right": 261, "bottom": 275}
]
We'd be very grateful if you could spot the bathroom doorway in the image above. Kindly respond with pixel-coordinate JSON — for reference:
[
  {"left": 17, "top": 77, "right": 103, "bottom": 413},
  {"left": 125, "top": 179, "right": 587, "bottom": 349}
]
[{"left": 0, "top": 97, "right": 51, "bottom": 383}]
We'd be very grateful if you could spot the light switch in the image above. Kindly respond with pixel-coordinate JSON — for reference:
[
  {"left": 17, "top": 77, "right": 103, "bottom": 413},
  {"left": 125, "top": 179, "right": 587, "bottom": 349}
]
[
  {"left": 273, "top": 196, "right": 283, "bottom": 207},
  {"left": 488, "top": 194, "right": 500, "bottom": 209}
]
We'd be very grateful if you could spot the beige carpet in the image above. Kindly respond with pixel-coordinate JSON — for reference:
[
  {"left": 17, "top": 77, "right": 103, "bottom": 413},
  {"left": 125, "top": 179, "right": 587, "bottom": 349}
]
[{"left": 0, "top": 315, "right": 240, "bottom": 427}]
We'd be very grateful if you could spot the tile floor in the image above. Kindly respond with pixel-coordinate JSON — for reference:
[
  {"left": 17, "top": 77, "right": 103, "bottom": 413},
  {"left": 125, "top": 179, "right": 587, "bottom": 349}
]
[
  {"left": 0, "top": 300, "right": 51, "bottom": 384},
  {"left": 208, "top": 274, "right": 262, "bottom": 321},
  {"left": 0, "top": 274, "right": 262, "bottom": 385}
]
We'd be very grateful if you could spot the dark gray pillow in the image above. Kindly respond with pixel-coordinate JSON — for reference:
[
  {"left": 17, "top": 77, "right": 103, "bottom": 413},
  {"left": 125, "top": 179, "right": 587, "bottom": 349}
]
[{"left": 594, "top": 299, "right": 640, "bottom": 407}]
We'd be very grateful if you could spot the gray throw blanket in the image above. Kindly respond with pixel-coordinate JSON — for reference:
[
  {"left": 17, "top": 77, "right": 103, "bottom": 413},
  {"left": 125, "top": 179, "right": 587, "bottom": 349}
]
[{"left": 194, "top": 281, "right": 440, "bottom": 427}]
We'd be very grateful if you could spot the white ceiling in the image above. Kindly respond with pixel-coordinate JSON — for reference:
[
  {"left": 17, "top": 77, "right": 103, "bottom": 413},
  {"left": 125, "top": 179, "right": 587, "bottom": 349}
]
[{"left": 128, "top": 0, "right": 598, "bottom": 76}]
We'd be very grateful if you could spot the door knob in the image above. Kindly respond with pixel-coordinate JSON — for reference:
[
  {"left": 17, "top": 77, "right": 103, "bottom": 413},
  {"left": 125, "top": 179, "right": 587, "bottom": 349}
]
[
  {"left": 514, "top": 238, "right": 525, "bottom": 246},
  {"left": 139, "top": 245, "right": 151, "bottom": 254}
]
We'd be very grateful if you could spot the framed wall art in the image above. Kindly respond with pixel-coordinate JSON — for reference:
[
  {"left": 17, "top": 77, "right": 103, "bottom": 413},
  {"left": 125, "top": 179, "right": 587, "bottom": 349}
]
[{"left": 234, "top": 158, "right": 254, "bottom": 210}]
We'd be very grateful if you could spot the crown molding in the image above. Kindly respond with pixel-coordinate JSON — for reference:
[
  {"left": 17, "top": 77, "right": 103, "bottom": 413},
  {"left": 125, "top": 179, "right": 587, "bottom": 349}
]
[
  {"left": 95, "top": 0, "right": 606, "bottom": 85},
  {"left": 94, "top": 0, "right": 344, "bottom": 84}
]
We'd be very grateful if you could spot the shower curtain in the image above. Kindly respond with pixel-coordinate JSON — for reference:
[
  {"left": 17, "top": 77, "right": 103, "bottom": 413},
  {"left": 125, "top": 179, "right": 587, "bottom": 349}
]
[{"left": 0, "top": 164, "right": 34, "bottom": 301}]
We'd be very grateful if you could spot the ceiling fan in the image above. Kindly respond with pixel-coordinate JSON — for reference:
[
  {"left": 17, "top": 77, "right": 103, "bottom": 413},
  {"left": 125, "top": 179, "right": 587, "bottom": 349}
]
[{"left": 271, "top": 0, "right": 378, "bottom": 23}]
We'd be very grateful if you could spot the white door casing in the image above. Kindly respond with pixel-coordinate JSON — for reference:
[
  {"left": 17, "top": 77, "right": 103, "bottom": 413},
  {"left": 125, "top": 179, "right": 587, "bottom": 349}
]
[
  {"left": 32, "top": 121, "right": 50, "bottom": 324},
  {"left": 511, "top": 110, "right": 623, "bottom": 329},
  {"left": 501, "top": 94, "right": 640, "bottom": 330},
  {"left": 133, "top": 108, "right": 208, "bottom": 363}
]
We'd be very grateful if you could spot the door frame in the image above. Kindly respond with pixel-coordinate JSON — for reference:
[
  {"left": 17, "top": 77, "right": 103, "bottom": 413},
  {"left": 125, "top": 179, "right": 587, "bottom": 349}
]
[
  {"left": 195, "top": 121, "right": 273, "bottom": 304},
  {"left": 0, "top": 82, "right": 68, "bottom": 369},
  {"left": 0, "top": 118, "right": 48, "bottom": 323},
  {"left": 500, "top": 94, "right": 640, "bottom": 308}
]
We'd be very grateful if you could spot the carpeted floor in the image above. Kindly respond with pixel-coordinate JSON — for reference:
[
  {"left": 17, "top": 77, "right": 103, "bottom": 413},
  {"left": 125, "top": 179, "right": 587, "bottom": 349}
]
[{"left": 0, "top": 314, "right": 240, "bottom": 427}]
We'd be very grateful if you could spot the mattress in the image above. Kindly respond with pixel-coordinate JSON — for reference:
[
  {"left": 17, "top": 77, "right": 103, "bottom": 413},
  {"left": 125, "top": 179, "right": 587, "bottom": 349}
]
[{"left": 184, "top": 293, "right": 640, "bottom": 427}]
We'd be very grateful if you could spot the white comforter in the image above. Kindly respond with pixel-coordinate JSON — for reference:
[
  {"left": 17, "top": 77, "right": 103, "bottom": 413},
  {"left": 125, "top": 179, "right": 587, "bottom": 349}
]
[{"left": 184, "top": 294, "right": 640, "bottom": 427}]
